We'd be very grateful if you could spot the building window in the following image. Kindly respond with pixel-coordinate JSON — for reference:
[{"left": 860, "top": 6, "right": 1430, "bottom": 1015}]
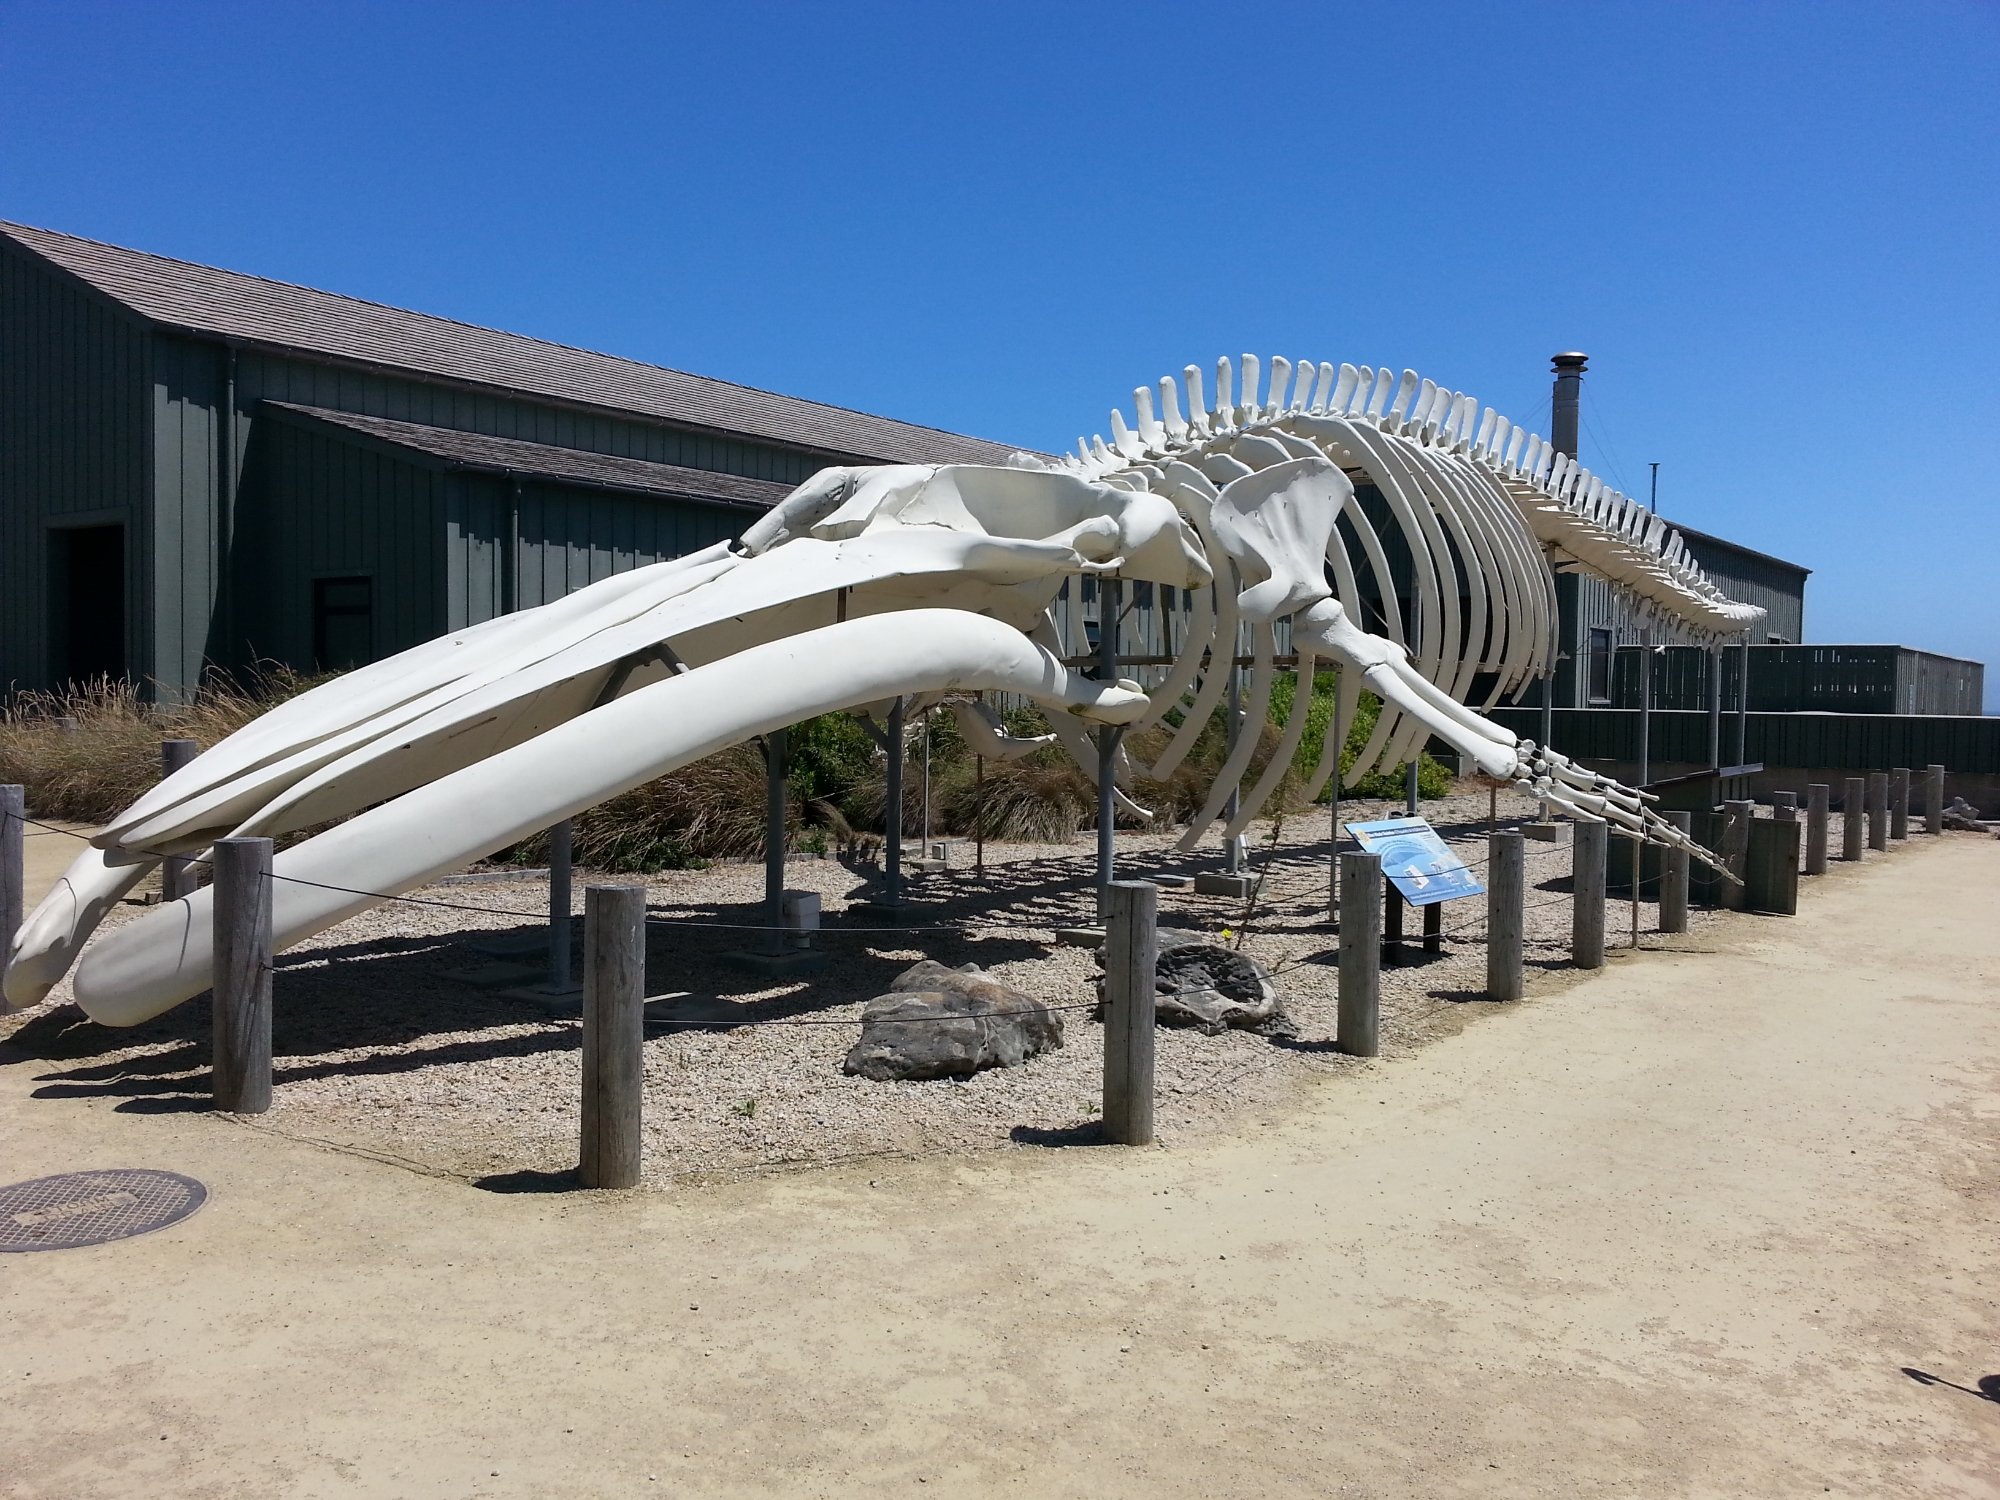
[
  {"left": 1585, "top": 627, "right": 1613, "bottom": 705},
  {"left": 312, "top": 576, "right": 373, "bottom": 670}
]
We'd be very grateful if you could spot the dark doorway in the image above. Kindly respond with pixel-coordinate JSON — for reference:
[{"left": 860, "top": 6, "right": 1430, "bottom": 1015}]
[{"left": 47, "top": 524, "right": 127, "bottom": 685}]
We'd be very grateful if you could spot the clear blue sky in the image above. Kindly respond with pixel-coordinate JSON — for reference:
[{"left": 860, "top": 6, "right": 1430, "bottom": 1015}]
[{"left": 4, "top": 2, "right": 1995, "bottom": 704}]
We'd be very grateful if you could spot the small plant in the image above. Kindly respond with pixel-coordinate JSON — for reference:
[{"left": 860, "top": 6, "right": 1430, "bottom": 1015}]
[{"left": 731, "top": 1098, "right": 758, "bottom": 1119}]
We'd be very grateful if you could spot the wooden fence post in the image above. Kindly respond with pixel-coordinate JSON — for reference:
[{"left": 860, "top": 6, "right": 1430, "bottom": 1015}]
[
  {"left": 1659, "top": 811, "right": 1691, "bottom": 934},
  {"left": 1338, "top": 853, "right": 1382, "bottom": 1055},
  {"left": 160, "top": 739, "right": 199, "bottom": 901},
  {"left": 1889, "top": 767, "right": 1910, "bottom": 841},
  {"left": 1, "top": 784, "right": 23, "bottom": 951},
  {"left": 1925, "top": 765, "right": 1946, "bottom": 835},
  {"left": 211, "top": 836, "right": 273, "bottom": 1114},
  {"left": 1771, "top": 791, "right": 1798, "bottom": 821},
  {"left": 1101, "top": 879, "right": 1158, "bottom": 1145},
  {"left": 1572, "top": 819, "right": 1607, "bottom": 969},
  {"left": 1486, "top": 831, "right": 1524, "bottom": 1000},
  {"left": 1720, "top": 800, "right": 1752, "bottom": 909},
  {"left": 580, "top": 882, "right": 646, "bottom": 1188},
  {"left": 1866, "top": 771, "right": 1889, "bottom": 852},
  {"left": 1805, "top": 784, "right": 1830, "bottom": 875},
  {"left": 1843, "top": 778, "right": 1866, "bottom": 861}
]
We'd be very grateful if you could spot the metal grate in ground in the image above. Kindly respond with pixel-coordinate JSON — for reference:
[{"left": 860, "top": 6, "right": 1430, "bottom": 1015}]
[{"left": 0, "top": 1169, "right": 207, "bottom": 1253}]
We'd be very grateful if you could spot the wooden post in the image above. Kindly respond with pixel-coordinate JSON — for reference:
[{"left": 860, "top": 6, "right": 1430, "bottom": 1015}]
[
  {"left": 1659, "top": 810, "right": 1691, "bottom": 934},
  {"left": 1383, "top": 880, "right": 1405, "bottom": 967},
  {"left": 1720, "top": 799, "right": 1752, "bottom": 908},
  {"left": 1572, "top": 819, "right": 1606, "bottom": 969},
  {"left": 1422, "top": 899, "right": 1442, "bottom": 955},
  {"left": 1771, "top": 791, "right": 1798, "bottom": 821},
  {"left": 211, "top": 836, "right": 273, "bottom": 1114},
  {"left": 1804, "top": 784, "right": 1830, "bottom": 875},
  {"left": 1842, "top": 777, "right": 1866, "bottom": 861},
  {"left": 1925, "top": 764, "right": 1945, "bottom": 836},
  {"left": 580, "top": 882, "right": 646, "bottom": 1188},
  {"left": 159, "top": 739, "right": 200, "bottom": 901},
  {"left": 1486, "top": 830, "right": 1524, "bottom": 1000},
  {"left": 1866, "top": 771, "right": 1889, "bottom": 852},
  {"left": 1101, "top": 879, "right": 1157, "bottom": 1146},
  {"left": 1338, "top": 853, "right": 1382, "bottom": 1056},
  {"left": 0, "top": 784, "right": 23, "bottom": 953},
  {"left": 1889, "top": 767, "right": 1910, "bottom": 841}
]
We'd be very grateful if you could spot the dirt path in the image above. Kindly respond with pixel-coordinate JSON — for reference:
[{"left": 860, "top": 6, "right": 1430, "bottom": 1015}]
[{"left": 3, "top": 837, "right": 1996, "bottom": 1498}]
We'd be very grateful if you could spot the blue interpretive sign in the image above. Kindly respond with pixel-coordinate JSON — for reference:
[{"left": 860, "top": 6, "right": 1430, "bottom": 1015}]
[{"left": 1342, "top": 816, "right": 1484, "bottom": 906}]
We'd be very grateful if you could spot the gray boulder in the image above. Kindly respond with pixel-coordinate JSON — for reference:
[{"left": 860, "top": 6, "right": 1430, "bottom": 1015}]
[
  {"left": 843, "top": 961, "right": 1063, "bottom": 1082},
  {"left": 1942, "top": 797, "right": 1985, "bottom": 832},
  {"left": 1096, "top": 931, "right": 1291, "bottom": 1036}
]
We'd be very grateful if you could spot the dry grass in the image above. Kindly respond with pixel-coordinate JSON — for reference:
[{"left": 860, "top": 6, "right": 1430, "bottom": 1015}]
[{"left": 0, "top": 670, "right": 324, "bottom": 824}]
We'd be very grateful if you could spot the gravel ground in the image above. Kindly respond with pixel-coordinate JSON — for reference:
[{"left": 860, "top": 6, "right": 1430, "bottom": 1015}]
[{"left": 4, "top": 785, "right": 1821, "bottom": 1188}]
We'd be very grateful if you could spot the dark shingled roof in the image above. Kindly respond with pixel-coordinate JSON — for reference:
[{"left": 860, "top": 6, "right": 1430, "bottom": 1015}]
[
  {"left": 0, "top": 220, "right": 1026, "bottom": 467},
  {"left": 263, "top": 403, "right": 796, "bottom": 509}
]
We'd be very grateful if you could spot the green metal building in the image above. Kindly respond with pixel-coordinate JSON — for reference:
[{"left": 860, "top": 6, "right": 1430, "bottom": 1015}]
[{"left": 0, "top": 221, "right": 1019, "bottom": 700}]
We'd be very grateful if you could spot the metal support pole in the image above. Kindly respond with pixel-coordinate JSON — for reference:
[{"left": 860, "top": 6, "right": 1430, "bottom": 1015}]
[
  {"left": 1889, "top": 767, "right": 1910, "bottom": 840},
  {"left": 1637, "top": 631, "right": 1652, "bottom": 788},
  {"left": 1866, "top": 771, "right": 1889, "bottom": 852},
  {"left": 1659, "top": 811, "right": 1691, "bottom": 933},
  {"left": 0, "top": 784, "right": 23, "bottom": 954},
  {"left": 764, "top": 728, "right": 788, "bottom": 953},
  {"left": 211, "top": 836, "right": 273, "bottom": 1114},
  {"left": 1721, "top": 799, "right": 1752, "bottom": 908},
  {"left": 160, "top": 739, "right": 200, "bottom": 901},
  {"left": 1338, "top": 852, "right": 1382, "bottom": 1056},
  {"left": 1487, "top": 830, "right": 1524, "bottom": 1000},
  {"left": 1805, "top": 784, "right": 1830, "bottom": 874},
  {"left": 1707, "top": 645, "right": 1723, "bottom": 770},
  {"left": 1224, "top": 663, "right": 1244, "bottom": 873},
  {"left": 1405, "top": 753, "right": 1420, "bottom": 815},
  {"left": 1538, "top": 669, "right": 1555, "bottom": 821},
  {"left": 1383, "top": 880, "right": 1405, "bottom": 967},
  {"left": 1423, "top": 899, "right": 1442, "bottom": 955},
  {"left": 1101, "top": 879, "right": 1156, "bottom": 1146},
  {"left": 921, "top": 708, "right": 933, "bottom": 850},
  {"left": 1572, "top": 820, "right": 1606, "bottom": 969},
  {"left": 1096, "top": 578, "right": 1122, "bottom": 906},
  {"left": 1734, "top": 635, "right": 1751, "bottom": 767},
  {"left": 580, "top": 882, "right": 645, "bottom": 1189},
  {"left": 884, "top": 697, "right": 905, "bottom": 903},
  {"left": 1628, "top": 832, "right": 1642, "bottom": 948},
  {"left": 547, "top": 818, "right": 574, "bottom": 989},
  {"left": 1842, "top": 778, "right": 1866, "bottom": 861},
  {"left": 1925, "top": 765, "right": 1946, "bottom": 835}
]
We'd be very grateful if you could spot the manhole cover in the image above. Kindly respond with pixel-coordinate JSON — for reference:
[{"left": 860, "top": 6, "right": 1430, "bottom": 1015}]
[{"left": 0, "top": 1169, "right": 207, "bottom": 1253}]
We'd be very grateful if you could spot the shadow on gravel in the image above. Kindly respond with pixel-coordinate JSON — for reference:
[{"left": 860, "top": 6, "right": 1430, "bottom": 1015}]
[
  {"left": 1010, "top": 1122, "right": 1106, "bottom": 1148},
  {"left": 474, "top": 1168, "right": 583, "bottom": 1194}
]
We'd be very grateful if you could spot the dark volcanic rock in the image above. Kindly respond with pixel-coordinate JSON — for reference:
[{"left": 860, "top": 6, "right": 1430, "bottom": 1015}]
[
  {"left": 1095, "top": 930, "right": 1292, "bottom": 1036},
  {"left": 842, "top": 962, "right": 1064, "bottom": 1082}
]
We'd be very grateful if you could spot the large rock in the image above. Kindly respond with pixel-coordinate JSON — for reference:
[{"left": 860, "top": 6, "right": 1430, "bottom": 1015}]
[
  {"left": 842, "top": 961, "right": 1063, "bottom": 1082},
  {"left": 1095, "top": 931, "right": 1291, "bottom": 1036},
  {"left": 1941, "top": 797, "right": 1985, "bottom": 832}
]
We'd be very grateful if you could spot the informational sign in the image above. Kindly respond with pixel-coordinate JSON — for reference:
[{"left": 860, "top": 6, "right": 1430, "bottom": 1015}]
[{"left": 1343, "top": 816, "right": 1484, "bottom": 906}]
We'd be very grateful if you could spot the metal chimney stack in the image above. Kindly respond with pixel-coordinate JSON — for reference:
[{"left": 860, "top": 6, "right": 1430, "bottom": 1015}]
[{"left": 1550, "top": 351, "right": 1588, "bottom": 459}]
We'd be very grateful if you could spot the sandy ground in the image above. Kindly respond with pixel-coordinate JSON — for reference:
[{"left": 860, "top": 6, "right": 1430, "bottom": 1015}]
[{"left": 2, "top": 831, "right": 1994, "bottom": 1496}]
